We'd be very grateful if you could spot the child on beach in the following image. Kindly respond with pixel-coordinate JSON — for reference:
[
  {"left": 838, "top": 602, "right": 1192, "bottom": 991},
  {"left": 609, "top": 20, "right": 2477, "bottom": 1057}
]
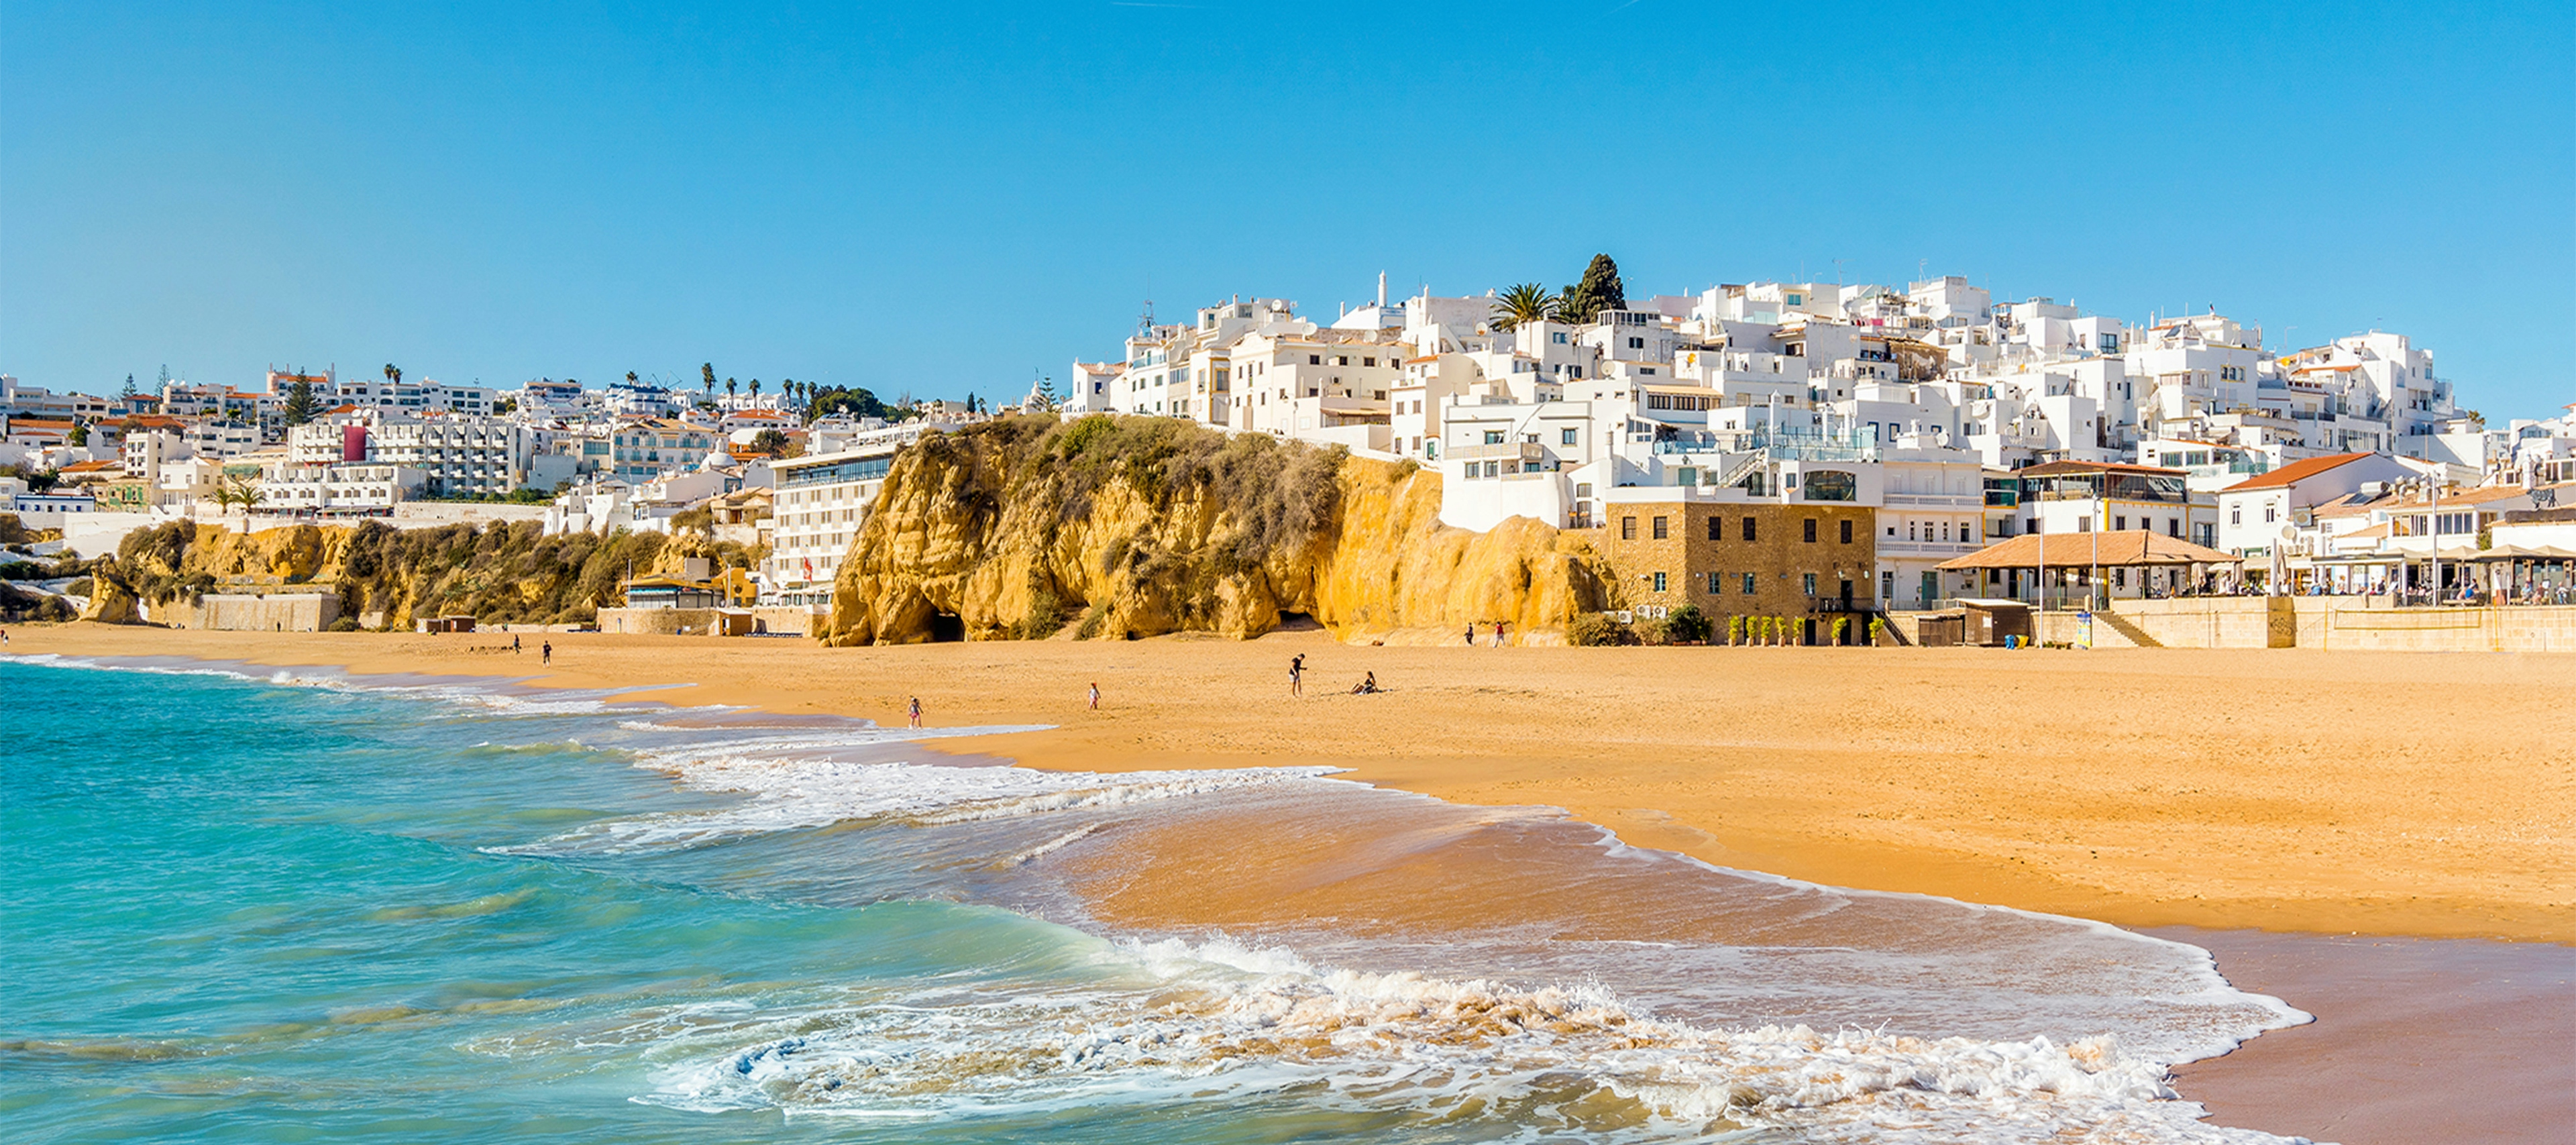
[
  {"left": 1087, "top": 682, "right": 1099, "bottom": 710},
  {"left": 908, "top": 696, "right": 922, "bottom": 728}
]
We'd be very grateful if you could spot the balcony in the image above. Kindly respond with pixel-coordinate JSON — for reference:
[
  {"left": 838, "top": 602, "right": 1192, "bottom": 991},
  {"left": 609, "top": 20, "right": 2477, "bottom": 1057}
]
[
  {"left": 1883, "top": 492, "right": 1982, "bottom": 509},
  {"left": 1450, "top": 441, "right": 1543, "bottom": 464}
]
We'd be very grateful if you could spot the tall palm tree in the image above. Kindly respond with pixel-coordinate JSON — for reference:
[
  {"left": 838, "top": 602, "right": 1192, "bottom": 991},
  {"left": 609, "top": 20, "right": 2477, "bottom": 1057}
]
[
  {"left": 726, "top": 378, "right": 738, "bottom": 403},
  {"left": 384, "top": 362, "right": 402, "bottom": 384},
  {"left": 626, "top": 370, "right": 639, "bottom": 386},
  {"left": 1490, "top": 283, "right": 1556, "bottom": 330},
  {"left": 749, "top": 378, "right": 762, "bottom": 404}
]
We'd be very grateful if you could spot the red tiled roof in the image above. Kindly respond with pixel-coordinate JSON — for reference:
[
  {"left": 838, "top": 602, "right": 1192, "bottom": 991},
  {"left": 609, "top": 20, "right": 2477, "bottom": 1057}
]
[{"left": 2220, "top": 452, "right": 2375, "bottom": 492}]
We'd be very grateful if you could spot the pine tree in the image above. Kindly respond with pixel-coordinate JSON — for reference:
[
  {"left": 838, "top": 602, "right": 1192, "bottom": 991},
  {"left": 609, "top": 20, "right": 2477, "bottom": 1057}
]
[
  {"left": 284, "top": 380, "right": 319, "bottom": 426},
  {"left": 1557, "top": 253, "right": 1628, "bottom": 325},
  {"left": 120, "top": 374, "right": 138, "bottom": 398}
]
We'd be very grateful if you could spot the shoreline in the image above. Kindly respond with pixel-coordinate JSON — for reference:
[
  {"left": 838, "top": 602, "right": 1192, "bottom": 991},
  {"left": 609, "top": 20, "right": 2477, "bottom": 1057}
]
[
  {"left": 11, "top": 623, "right": 2565, "bottom": 944},
  {"left": 11, "top": 623, "right": 2573, "bottom": 1143}
]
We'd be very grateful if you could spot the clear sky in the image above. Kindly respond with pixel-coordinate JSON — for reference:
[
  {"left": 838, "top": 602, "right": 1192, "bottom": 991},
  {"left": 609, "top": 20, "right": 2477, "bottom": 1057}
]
[{"left": 5, "top": 1, "right": 2570, "bottom": 417}]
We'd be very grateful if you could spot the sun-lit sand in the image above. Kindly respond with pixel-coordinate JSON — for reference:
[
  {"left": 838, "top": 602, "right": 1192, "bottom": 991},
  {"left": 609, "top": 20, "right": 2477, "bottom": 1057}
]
[{"left": 15, "top": 621, "right": 2569, "bottom": 942}]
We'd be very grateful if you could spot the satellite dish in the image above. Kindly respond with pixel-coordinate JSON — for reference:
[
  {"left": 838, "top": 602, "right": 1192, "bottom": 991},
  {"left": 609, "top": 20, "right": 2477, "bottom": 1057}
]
[{"left": 2280, "top": 525, "right": 2300, "bottom": 541}]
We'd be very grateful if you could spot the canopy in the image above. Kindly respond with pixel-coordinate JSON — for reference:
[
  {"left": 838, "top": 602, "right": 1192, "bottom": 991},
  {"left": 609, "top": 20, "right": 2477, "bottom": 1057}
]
[{"left": 1937, "top": 530, "right": 2241, "bottom": 571}]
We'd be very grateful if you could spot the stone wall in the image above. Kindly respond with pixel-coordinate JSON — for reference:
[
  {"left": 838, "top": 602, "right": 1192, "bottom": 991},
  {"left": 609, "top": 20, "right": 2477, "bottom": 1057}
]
[
  {"left": 1589, "top": 500, "right": 1879, "bottom": 643},
  {"left": 170, "top": 592, "right": 342, "bottom": 632}
]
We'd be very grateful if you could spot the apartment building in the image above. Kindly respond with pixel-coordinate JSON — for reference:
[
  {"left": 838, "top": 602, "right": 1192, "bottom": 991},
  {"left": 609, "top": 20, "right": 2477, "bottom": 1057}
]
[{"left": 1589, "top": 495, "right": 1880, "bottom": 644}]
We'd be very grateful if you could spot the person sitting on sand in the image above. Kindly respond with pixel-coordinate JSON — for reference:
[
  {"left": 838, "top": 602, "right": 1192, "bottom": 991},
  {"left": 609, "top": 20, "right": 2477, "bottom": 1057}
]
[{"left": 1350, "top": 671, "right": 1378, "bottom": 695}]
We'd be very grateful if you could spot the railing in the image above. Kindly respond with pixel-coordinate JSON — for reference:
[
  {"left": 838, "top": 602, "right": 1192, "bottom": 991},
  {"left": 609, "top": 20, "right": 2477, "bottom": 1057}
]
[
  {"left": 1884, "top": 492, "right": 1981, "bottom": 508},
  {"left": 1448, "top": 442, "right": 1542, "bottom": 462}
]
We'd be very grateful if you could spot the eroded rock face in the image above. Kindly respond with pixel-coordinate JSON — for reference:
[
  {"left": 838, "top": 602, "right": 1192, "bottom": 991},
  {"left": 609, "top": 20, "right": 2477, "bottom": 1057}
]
[{"left": 821, "top": 419, "right": 1611, "bottom": 646}]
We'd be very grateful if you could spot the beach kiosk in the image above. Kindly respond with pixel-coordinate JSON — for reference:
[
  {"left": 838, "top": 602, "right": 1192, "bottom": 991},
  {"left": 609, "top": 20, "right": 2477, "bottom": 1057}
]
[{"left": 1956, "top": 598, "right": 2031, "bottom": 647}]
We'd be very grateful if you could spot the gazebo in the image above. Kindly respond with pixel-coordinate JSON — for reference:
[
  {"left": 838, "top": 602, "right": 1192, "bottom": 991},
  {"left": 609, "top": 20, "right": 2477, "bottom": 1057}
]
[{"left": 1937, "top": 530, "right": 2242, "bottom": 608}]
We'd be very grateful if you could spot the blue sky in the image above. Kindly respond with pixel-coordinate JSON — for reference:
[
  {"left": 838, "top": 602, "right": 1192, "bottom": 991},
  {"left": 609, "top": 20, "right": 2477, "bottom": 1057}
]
[{"left": 5, "top": 1, "right": 2570, "bottom": 417}]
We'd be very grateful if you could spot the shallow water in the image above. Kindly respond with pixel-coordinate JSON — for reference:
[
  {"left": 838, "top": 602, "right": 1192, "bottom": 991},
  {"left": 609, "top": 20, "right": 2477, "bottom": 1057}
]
[{"left": 0, "top": 655, "right": 2308, "bottom": 1142}]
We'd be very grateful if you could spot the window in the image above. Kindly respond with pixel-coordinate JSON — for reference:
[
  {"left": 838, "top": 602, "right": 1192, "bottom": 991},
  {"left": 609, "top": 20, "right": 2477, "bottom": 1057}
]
[
  {"left": 1707, "top": 571, "right": 1724, "bottom": 594},
  {"left": 1742, "top": 516, "right": 1758, "bottom": 541},
  {"left": 1652, "top": 571, "right": 1667, "bottom": 592},
  {"left": 1621, "top": 516, "right": 1637, "bottom": 540},
  {"left": 1362, "top": 357, "right": 1376, "bottom": 367},
  {"left": 2230, "top": 506, "right": 2242, "bottom": 525},
  {"left": 2264, "top": 506, "right": 2277, "bottom": 523},
  {"left": 1562, "top": 427, "right": 1578, "bottom": 445},
  {"left": 1652, "top": 516, "right": 1668, "bottom": 539},
  {"left": 1741, "top": 572, "right": 1757, "bottom": 594},
  {"left": 1839, "top": 519, "right": 1853, "bottom": 543},
  {"left": 1309, "top": 355, "right": 1321, "bottom": 365},
  {"left": 1552, "top": 331, "right": 1568, "bottom": 344},
  {"left": 2114, "top": 515, "right": 2127, "bottom": 531},
  {"left": 2169, "top": 519, "right": 2182, "bottom": 538},
  {"left": 1627, "top": 337, "right": 1645, "bottom": 349},
  {"left": 2076, "top": 515, "right": 2092, "bottom": 533},
  {"left": 1707, "top": 516, "right": 1723, "bottom": 541},
  {"left": 1803, "top": 519, "right": 1817, "bottom": 543},
  {"left": 1483, "top": 430, "right": 1505, "bottom": 445},
  {"left": 1803, "top": 573, "right": 1817, "bottom": 596}
]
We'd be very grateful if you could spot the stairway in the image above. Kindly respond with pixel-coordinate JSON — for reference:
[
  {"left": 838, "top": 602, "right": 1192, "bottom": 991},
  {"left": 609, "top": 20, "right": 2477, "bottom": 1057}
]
[{"left": 2092, "top": 609, "right": 2163, "bottom": 648}]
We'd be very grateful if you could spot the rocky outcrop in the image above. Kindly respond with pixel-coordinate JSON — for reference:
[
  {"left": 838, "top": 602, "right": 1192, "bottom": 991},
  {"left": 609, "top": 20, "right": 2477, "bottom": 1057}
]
[
  {"left": 821, "top": 415, "right": 1613, "bottom": 645},
  {"left": 82, "top": 519, "right": 753, "bottom": 630}
]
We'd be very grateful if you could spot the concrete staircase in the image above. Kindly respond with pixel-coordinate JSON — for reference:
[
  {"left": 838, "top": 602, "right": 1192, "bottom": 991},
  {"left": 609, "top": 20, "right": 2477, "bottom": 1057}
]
[{"left": 2092, "top": 608, "right": 2164, "bottom": 648}]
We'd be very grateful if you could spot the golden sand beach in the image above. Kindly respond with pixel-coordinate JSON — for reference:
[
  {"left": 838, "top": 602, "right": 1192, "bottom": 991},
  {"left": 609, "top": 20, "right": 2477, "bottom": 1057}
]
[
  {"left": 11, "top": 621, "right": 2571, "bottom": 1144},
  {"left": 14, "top": 621, "right": 2569, "bottom": 942}
]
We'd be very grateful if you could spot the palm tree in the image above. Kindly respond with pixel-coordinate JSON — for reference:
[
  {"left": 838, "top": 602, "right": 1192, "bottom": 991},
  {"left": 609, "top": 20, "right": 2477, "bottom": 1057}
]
[
  {"left": 1490, "top": 283, "right": 1556, "bottom": 330},
  {"left": 726, "top": 378, "right": 738, "bottom": 404},
  {"left": 626, "top": 370, "right": 639, "bottom": 386},
  {"left": 749, "top": 378, "right": 762, "bottom": 405}
]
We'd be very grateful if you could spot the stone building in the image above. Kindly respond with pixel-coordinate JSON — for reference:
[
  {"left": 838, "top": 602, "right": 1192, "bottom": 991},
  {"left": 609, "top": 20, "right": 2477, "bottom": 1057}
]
[{"left": 1589, "top": 496, "right": 1879, "bottom": 643}]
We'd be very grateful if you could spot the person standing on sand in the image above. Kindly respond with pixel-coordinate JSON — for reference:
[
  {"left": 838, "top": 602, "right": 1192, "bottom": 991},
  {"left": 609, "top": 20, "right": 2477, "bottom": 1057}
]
[
  {"left": 1463, "top": 625, "right": 1474, "bottom": 647},
  {"left": 1087, "top": 681, "right": 1099, "bottom": 710},
  {"left": 541, "top": 641, "right": 551, "bottom": 665},
  {"left": 908, "top": 696, "right": 922, "bottom": 728},
  {"left": 1289, "top": 654, "right": 1305, "bottom": 697},
  {"left": 513, "top": 635, "right": 521, "bottom": 654}
]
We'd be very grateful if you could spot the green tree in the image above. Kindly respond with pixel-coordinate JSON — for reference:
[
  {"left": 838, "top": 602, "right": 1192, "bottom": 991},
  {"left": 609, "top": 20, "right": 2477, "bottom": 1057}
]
[
  {"left": 626, "top": 371, "right": 639, "bottom": 386},
  {"left": 120, "top": 374, "right": 138, "bottom": 399},
  {"left": 384, "top": 363, "right": 402, "bottom": 384},
  {"left": 68, "top": 420, "right": 89, "bottom": 447},
  {"left": 749, "top": 428, "right": 789, "bottom": 456},
  {"left": 725, "top": 378, "right": 738, "bottom": 403},
  {"left": 283, "top": 380, "right": 320, "bottom": 426},
  {"left": 701, "top": 363, "right": 717, "bottom": 402},
  {"left": 1727, "top": 614, "right": 1745, "bottom": 645},
  {"left": 1557, "top": 253, "right": 1627, "bottom": 325},
  {"left": 749, "top": 378, "right": 762, "bottom": 403},
  {"left": 1489, "top": 282, "right": 1557, "bottom": 330}
]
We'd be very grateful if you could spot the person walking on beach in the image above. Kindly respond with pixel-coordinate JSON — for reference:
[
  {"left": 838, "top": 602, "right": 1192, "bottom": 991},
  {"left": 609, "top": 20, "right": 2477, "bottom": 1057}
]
[
  {"left": 541, "top": 641, "right": 551, "bottom": 665},
  {"left": 1493, "top": 620, "right": 1505, "bottom": 647},
  {"left": 908, "top": 696, "right": 922, "bottom": 728},
  {"left": 513, "top": 635, "right": 521, "bottom": 654},
  {"left": 1087, "top": 681, "right": 1099, "bottom": 710},
  {"left": 1289, "top": 654, "right": 1305, "bottom": 697}
]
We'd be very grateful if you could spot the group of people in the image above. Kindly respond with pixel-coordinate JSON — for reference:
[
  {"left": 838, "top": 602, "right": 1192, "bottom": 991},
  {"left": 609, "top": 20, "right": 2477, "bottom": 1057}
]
[{"left": 1464, "top": 622, "right": 1508, "bottom": 647}]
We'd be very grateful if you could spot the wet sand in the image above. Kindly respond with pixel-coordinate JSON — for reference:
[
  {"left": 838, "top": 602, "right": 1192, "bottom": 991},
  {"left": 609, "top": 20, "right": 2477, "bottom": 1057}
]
[
  {"left": 9, "top": 622, "right": 2573, "bottom": 1142},
  {"left": 2157, "top": 928, "right": 2575, "bottom": 1144}
]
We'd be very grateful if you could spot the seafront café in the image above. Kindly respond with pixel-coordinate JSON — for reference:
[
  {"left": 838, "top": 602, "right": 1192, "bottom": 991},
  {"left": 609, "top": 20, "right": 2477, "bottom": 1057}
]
[{"left": 1935, "top": 531, "right": 2243, "bottom": 610}]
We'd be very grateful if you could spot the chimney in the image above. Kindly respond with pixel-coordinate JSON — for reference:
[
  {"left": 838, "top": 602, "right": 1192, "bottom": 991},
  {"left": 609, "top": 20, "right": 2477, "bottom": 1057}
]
[{"left": 1377, "top": 272, "right": 1387, "bottom": 309}]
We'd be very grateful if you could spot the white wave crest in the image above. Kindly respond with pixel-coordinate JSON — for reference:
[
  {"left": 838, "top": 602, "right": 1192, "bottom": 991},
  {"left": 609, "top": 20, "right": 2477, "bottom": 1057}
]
[{"left": 615, "top": 932, "right": 2304, "bottom": 1142}]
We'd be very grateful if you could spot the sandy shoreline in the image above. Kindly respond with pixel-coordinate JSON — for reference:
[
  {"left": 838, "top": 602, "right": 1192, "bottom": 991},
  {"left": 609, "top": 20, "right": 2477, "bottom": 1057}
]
[
  {"left": 10, "top": 622, "right": 2572, "bottom": 1143},
  {"left": 13, "top": 622, "right": 2567, "bottom": 943}
]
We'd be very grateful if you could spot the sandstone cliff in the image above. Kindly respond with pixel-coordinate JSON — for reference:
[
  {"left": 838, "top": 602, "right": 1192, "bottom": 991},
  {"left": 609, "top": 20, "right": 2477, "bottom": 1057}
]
[
  {"left": 84, "top": 519, "right": 752, "bottom": 629},
  {"left": 821, "top": 415, "right": 1612, "bottom": 645}
]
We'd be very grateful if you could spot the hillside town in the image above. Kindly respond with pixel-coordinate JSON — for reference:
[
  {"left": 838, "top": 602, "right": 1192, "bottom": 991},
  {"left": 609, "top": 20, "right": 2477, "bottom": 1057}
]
[{"left": 6, "top": 259, "right": 2573, "bottom": 639}]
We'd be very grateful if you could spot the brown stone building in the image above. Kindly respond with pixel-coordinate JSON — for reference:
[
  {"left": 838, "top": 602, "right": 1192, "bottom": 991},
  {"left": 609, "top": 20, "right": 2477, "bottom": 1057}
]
[{"left": 1589, "top": 496, "right": 1879, "bottom": 643}]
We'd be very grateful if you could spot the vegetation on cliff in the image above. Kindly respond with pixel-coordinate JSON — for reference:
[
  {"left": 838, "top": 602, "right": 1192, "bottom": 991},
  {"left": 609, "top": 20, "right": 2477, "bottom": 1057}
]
[
  {"left": 823, "top": 414, "right": 1613, "bottom": 645},
  {"left": 84, "top": 519, "right": 757, "bottom": 629}
]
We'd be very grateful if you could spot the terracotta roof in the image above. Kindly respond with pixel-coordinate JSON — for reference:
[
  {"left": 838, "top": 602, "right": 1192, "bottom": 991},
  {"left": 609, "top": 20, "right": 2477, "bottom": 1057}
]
[
  {"left": 2220, "top": 451, "right": 2376, "bottom": 492},
  {"left": 60, "top": 459, "right": 123, "bottom": 472},
  {"left": 1937, "top": 531, "right": 2241, "bottom": 570}
]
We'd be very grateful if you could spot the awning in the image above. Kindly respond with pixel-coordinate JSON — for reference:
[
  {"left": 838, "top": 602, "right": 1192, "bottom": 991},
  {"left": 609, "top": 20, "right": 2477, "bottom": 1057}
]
[{"left": 1937, "top": 530, "right": 2241, "bottom": 571}]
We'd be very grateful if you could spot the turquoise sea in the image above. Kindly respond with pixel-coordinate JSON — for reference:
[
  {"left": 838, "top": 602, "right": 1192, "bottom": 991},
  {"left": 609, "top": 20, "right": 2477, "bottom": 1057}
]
[{"left": 0, "top": 657, "right": 2310, "bottom": 1143}]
